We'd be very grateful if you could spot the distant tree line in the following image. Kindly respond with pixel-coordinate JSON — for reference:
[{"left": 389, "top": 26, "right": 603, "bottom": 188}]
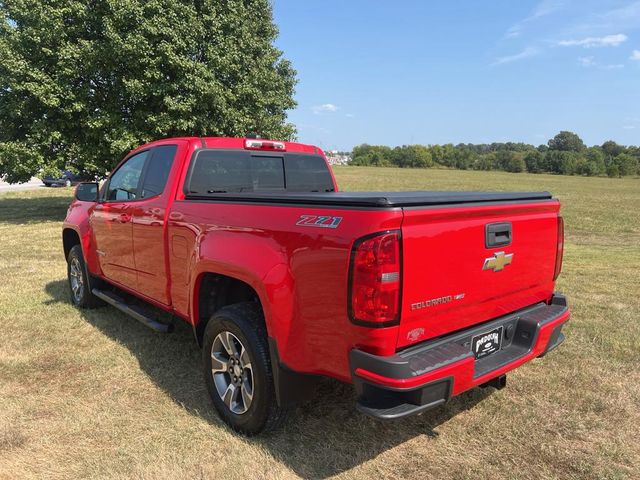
[{"left": 349, "top": 131, "right": 639, "bottom": 177}]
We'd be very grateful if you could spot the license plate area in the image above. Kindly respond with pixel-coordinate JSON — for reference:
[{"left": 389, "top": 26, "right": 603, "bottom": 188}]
[{"left": 471, "top": 326, "right": 503, "bottom": 360}]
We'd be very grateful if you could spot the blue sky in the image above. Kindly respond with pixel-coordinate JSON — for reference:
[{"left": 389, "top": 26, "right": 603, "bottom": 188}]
[{"left": 272, "top": 0, "right": 640, "bottom": 151}]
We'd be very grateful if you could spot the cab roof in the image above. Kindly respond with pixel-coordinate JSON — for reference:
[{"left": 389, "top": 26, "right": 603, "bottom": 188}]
[{"left": 135, "top": 136, "right": 323, "bottom": 156}]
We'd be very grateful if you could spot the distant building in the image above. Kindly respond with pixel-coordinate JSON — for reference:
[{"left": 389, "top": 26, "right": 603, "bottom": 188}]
[{"left": 325, "top": 151, "right": 351, "bottom": 165}]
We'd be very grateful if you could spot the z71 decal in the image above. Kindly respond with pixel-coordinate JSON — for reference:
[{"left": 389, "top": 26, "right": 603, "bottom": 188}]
[{"left": 296, "top": 214, "right": 343, "bottom": 229}]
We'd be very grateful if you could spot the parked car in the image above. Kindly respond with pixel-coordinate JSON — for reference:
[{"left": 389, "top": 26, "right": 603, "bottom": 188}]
[
  {"left": 62, "top": 136, "right": 569, "bottom": 435},
  {"left": 42, "top": 170, "right": 91, "bottom": 187}
]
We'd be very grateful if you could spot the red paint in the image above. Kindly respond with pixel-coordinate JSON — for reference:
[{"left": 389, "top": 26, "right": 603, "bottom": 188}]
[
  {"left": 398, "top": 201, "right": 560, "bottom": 347},
  {"left": 63, "top": 136, "right": 569, "bottom": 388}
]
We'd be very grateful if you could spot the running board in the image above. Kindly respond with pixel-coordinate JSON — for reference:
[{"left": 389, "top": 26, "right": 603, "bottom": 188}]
[{"left": 92, "top": 288, "right": 174, "bottom": 333}]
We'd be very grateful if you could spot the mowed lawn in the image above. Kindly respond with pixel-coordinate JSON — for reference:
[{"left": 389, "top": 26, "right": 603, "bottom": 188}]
[{"left": 1, "top": 167, "right": 639, "bottom": 479}]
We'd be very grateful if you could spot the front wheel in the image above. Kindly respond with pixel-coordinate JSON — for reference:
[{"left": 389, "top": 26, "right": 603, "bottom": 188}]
[
  {"left": 202, "top": 302, "right": 289, "bottom": 435},
  {"left": 67, "top": 245, "right": 102, "bottom": 308}
]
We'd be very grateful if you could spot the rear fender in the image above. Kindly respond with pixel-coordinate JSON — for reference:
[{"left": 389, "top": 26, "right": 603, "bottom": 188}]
[{"left": 189, "top": 234, "right": 295, "bottom": 347}]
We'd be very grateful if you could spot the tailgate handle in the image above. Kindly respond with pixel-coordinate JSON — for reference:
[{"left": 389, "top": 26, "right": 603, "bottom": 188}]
[{"left": 485, "top": 222, "right": 512, "bottom": 248}]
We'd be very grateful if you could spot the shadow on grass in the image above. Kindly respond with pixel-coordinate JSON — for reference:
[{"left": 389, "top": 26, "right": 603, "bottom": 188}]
[
  {"left": 0, "top": 193, "right": 71, "bottom": 224},
  {"left": 45, "top": 279, "right": 493, "bottom": 478}
]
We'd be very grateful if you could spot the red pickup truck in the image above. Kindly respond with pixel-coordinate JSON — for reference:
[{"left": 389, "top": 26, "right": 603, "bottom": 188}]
[{"left": 63, "top": 136, "right": 569, "bottom": 434}]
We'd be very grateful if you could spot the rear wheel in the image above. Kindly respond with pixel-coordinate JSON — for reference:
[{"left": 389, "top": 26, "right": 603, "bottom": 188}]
[
  {"left": 67, "top": 245, "right": 102, "bottom": 308},
  {"left": 202, "top": 302, "right": 289, "bottom": 435}
]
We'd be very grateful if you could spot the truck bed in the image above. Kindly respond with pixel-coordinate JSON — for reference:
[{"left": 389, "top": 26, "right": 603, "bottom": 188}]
[{"left": 184, "top": 190, "right": 553, "bottom": 207}]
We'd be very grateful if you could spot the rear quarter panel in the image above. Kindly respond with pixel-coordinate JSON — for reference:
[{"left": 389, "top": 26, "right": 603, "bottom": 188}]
[{"left": 168, "top": 201, "right": 403, "bottom": 381}]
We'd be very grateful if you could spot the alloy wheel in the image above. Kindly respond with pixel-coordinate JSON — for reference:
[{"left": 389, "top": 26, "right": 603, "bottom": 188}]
[
  {"left": 210, "top": 331, "right": 254, "bottom": 414},
  {"left": 69, "top": 257, "right": 84, "bottom": 303}
]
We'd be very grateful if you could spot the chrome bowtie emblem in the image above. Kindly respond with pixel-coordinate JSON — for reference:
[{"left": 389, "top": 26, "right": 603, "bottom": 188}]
[{"left": 483, "top": 251, "right": 513, "bottom": 272}]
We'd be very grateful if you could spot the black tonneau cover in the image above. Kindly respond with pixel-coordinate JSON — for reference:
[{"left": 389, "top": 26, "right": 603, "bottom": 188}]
[{"left": 184, "top": 191, "right": 553, "bottom": 208}]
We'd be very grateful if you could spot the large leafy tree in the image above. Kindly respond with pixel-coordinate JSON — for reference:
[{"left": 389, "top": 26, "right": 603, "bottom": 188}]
[
  {"left": 601, "top": 140, "right": 625, "bottom": 160},
  {"left": 0, "top": 0, "right": 297, "bottom": 183},
  {"left": 547, "top": 131, "right": 585, "bottom": 152}
]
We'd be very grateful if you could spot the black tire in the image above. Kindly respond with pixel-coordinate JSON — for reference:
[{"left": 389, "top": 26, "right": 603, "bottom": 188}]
[
  {"left": 67, "top": 245, "right": 103, "bottom": 308},
  {"left": 202, "top": 302, "right": 289, "bottom": 435}
]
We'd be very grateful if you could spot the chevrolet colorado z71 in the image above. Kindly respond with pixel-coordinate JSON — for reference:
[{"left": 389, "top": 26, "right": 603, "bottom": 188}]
[{"left": 63, "top": 137, "right": 569, "bottom": 434}]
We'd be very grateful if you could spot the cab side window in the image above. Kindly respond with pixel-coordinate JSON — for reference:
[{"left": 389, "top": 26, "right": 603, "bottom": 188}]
[
  {"left": 106, "top": 151, "right": 148, "bottom": 201},
  {"left": 140, "top": 145, "right": 177, "bottom": 198}
]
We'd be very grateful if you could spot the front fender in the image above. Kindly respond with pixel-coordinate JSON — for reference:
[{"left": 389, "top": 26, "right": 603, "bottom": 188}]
[{"left": 63, "top": 200, "right": 101, "bottom": 275}]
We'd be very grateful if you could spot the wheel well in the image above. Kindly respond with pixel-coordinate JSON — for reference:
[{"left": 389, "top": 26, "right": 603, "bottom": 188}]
[
  {"left": 195, "top": 273, "right": 263, "bottom": 346},
  {"left": 63, "top": 229, "right": 81, "bottom": 260}
]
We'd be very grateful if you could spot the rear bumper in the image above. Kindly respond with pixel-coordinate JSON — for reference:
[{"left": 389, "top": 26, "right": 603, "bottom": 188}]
[{"left": 350, "top": 294, "right": 570, "bottom": 419}]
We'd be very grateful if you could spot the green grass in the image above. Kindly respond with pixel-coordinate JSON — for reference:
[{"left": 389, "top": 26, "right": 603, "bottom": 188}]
[{"left": 1, "top": 169, "right": 639, "bottom": 479}]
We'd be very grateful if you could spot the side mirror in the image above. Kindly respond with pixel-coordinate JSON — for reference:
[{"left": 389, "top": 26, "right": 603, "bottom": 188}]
[{"left": 75, "top": 182, "right": 99, "bottom": 202}]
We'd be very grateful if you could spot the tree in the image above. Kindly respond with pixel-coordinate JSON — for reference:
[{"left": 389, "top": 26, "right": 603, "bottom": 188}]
[
  {"left": 607, "top": 164, "right": 620, "bottom": 178},
  {"left": 493, "top": 150, "right": 526, "bottom": 173},
  {"left": 429, "top": 143, "right": 455, "bottom": 167},
  {"left": 545, "top": 150, "right": 579, "bottom": 175},
  {"left": 613, "top": 153, "right": 638, "bottom": 176},
  {"left": 495, "top": 150, "right": 515, "bottom": 171},
  {"left": 548, "top": 131, "right": 586, "bottom": 152},
  {"left": 473, "top": 153, "right": 496, "bottom": 171},
  {"left": 524, "top": 151, "right": 543, "bottom": 173},
  {"left": 351, "top": 144, "right": 394, "bottom": 166},
  {"left": 537, "top": 144, "right": 549, "bottom": 153},
  {"left": 575, "top": 157, "right": 595, "bottom": 176},
  {"left": 0, "top": 0, "right": 297, "bottom": 183},
  {"left": 452, "top": 147, "right": 476, "bottom": 170},
  {"left": 601, "top": 140, "right": 624, "bottom": 160},
  {"left": 394, "top": 145, "right": 433, "bottom": 168},
  {"left": 583, "top": 147, "right": 606, "bottom": 176},
  {"left": 505, "top": 154, "right": 526, "bottom": 173}
]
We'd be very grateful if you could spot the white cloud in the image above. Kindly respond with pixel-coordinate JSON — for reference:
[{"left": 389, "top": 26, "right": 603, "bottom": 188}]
[
  {"left": 312, "top": 103, "right": 339, "bottom": 114},
  {"left": 578, "top": 56, "right": 623, "bottom": 70},
  {"left": 622, "top": 125, "right": 636, "bottom": 130},
  {"left": 505, "top": 0, "right": 565, "bottom": 39},
  {"left": 492, "top": 47, "right": 540, "bottom": 66},
  {"left": 558, "top": 33, "right": 627, "bottom": 48},
  {"left": 578, "top": 56, "right": 595, "bottom": 66},
  {"left": 574, "top": 2, "right": 640, "bottom": 35},
  {"left": 631, "top": 50, "right": 640, "bottom": 61},
  {"left": 345, "top": 113, "right": 355, "bottom": 118}
]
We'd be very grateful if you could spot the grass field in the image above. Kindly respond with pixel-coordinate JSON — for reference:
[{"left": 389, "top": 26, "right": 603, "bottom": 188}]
[{"left": 1, "top": 167, "right": 639, "bottom": 479}]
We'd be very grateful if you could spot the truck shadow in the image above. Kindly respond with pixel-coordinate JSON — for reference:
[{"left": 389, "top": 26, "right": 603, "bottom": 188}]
[{"left": 45, "top": 279, "right": 493, "bottom": 479}]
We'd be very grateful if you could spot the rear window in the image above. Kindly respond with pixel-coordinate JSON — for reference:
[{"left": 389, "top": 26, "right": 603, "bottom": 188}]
[{"left": 186, "top": 150, "right": 334, "bottom": 194}]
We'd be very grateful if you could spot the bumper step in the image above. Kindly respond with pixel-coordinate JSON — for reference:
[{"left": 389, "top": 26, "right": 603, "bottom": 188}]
[
  {"left": 356, "top": 378, "right": 452, "bottom": 420},
  {"left": 351, "top": 296, "right": 570, "bottom": 419}
]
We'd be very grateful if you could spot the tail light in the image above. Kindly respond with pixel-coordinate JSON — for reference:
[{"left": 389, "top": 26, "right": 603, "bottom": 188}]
[
  {"left": 553, "top": 216, "right": 564, "bottom": 280},
  {"left": 349, "top": 231, "right": 402, "bottom": 327},
  {"left": 245, "top": 139, "right": 286, "bottom": 151}
]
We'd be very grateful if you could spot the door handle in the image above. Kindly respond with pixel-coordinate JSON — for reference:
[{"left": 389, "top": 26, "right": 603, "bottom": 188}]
[{"left": 485, "top": 222, "right": 512, "bottom": 248}]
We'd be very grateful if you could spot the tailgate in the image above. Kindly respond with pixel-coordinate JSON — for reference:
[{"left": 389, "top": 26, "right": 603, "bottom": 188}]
[{"left": 398, "top": 200, "right": 560, "bottom": 348}]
